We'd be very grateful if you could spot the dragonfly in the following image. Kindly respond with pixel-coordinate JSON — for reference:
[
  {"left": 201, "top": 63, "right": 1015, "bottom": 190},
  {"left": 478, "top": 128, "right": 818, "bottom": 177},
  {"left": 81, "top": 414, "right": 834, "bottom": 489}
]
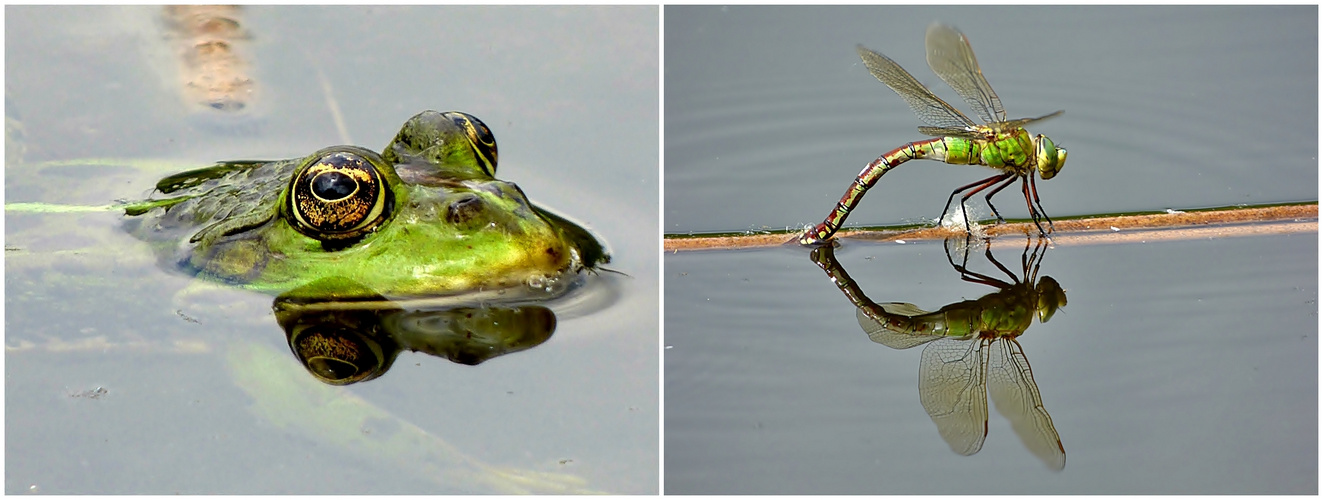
[
  {"left": 810, "top": 237, "right": 1068, "bottom": 470},
  {"left": 801, "top": 24, "right": 1067, "bottom": 245}
]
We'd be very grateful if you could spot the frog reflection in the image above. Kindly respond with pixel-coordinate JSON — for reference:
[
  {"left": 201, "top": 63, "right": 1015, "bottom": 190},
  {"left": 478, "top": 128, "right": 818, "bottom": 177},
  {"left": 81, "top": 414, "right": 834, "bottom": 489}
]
[
  {"left": 274, "top": 278, "right": 556, "bottom": 385},
  {"left": 810, "top": 237, "right": 1068, "bottom": 471}
]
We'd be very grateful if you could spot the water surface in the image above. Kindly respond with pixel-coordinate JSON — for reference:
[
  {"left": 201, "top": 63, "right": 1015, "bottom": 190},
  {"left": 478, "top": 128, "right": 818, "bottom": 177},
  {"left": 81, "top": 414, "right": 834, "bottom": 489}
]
[
  {"left": 7, "top": 5, "right": 658, "bottom": 494},
  {"left": 665, "top": 232, "right": 1316, "bottom": 494},
  {"left": 664, "top": 10, "right": 1317, "bottom": 492}
]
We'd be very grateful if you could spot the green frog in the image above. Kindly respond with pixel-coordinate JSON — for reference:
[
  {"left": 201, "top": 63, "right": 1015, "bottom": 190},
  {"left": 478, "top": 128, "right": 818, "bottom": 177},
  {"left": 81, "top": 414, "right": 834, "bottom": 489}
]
[
  {"left": 123, "top": 109, "right": 608, "bottom": 299},
  {"left": 5, "top": 109, "right": 614, "bottom": 493}
]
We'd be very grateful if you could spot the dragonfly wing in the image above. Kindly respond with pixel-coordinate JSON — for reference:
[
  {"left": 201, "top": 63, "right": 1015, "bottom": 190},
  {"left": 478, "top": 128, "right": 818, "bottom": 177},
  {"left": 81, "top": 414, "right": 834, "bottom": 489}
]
[
  {"left": 987, "top": 338, "right": 1066, "bottom": 471},
  {"left": 925, "top": 24, "right": 1005, "bottom": 125},
  {"left": 917, "top": 126, "right": 982, "bottom": 140},
  {"left": 996, "top": 110, "right": 1065, "bottom": 132},
  {"left": 856, "top": 306, "right": 943, "bottom": 350},
  {"left": 917, "top": 337, "right": 989, "bottom": 456},
  {"left": 857, "top": 45, "right": 977, "bottom": 131}
]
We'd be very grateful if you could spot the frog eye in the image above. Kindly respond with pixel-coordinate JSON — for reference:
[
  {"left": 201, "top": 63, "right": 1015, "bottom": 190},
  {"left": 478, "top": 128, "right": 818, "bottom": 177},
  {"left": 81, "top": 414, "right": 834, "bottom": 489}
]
[
  {"left": 288, "top": 150, "right": 394, "bottom": 241},
  {"left": 443, "top": 111, "right": 498, "bottom": 177}
]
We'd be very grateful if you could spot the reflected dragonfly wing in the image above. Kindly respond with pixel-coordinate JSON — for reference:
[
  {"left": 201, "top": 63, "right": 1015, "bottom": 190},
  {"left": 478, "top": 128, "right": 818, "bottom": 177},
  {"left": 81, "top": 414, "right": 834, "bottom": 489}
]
[
  {"left": 855, "top": 305, "right": 943, "bottom": 350},
  {"left": 917, "top": 337, "right": 989, "bottom": 456},
  {"left": 986, "top": 338, "right": 1066, "bottom": 471},
  {"left": 878, "top": 302, "right": 930, "bottom": 316}
]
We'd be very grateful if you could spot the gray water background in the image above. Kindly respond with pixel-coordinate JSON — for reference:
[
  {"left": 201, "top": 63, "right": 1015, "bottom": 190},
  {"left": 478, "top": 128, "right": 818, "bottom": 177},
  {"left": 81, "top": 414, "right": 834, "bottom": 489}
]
[
  {"left": 664, "top": 5, "right": 1317, "bottom": 494},
  {"left": 6, "top": 5, "right": 658, "bottom": 494}
]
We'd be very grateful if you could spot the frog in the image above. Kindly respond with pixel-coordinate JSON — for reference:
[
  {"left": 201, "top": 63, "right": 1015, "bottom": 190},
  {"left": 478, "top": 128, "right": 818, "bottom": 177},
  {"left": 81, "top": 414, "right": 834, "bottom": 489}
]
[
  {"left": 122, "top": 109, "right": 609, "bottom": 300},
  {"left": 6, "top": 6, "right": 638, "bottom": 491},
  {"left": 4, "top": 109, "right": 614, "bottom": 493}
]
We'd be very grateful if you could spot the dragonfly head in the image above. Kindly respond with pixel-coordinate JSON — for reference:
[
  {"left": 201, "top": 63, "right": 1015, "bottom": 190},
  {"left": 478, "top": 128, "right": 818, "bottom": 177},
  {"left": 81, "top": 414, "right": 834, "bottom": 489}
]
[
  {"left": 1035, "top": 276, "right": 1068, "bottom": 323},
  {"left": 1034, "top": 135, "right": 1067, "bottom": 180}
]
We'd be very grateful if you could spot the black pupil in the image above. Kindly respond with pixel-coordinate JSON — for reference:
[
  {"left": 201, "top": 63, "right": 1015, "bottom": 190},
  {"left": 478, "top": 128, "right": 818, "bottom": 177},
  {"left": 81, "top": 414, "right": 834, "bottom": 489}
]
[{"left": 312, "top": 171, "right": 356, "bottom": 201}]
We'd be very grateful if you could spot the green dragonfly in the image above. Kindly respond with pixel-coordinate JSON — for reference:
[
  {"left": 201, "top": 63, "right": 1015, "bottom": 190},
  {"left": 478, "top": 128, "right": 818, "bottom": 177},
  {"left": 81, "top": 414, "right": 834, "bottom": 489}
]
[
  {"left": 801, "top": 24, "right": 1067, "bottom": 245},
  {"left": 810, "top": 237, "right": 1067, "bottom": 470}
]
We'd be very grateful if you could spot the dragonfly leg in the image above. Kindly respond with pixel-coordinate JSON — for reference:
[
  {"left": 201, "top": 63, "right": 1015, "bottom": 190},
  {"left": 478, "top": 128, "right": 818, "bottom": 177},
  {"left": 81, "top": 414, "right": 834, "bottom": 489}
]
[
  {"left": 1024, "top": 234, "right": 1048, "bottom": 283},
  {"left": 944, "top": 236, "right": 1013, "bottom": 289},
  {"left": 1028, "top": 173, "right": 1055, "bottom": 231},
  {"left": 984, "top": 238, "right": 1019, "bottom": 283},
  {"left": 943, "top": 235, "right": 973, "bottom": 272},
  {"left": 941, "top": 173, "right": 1012, "bottom": 235},
  {"left": 981, "top": 174, "right": 1021, "bottom": 224},
  {"left": 1020, "top": 235, "right": 1034, "bottom": 277},
  {"left": 943, "top": 236, "right": 971, "bottom": 278},
  {"left": 1020, "top": 177, "right": 1052, "bottom": 238}
]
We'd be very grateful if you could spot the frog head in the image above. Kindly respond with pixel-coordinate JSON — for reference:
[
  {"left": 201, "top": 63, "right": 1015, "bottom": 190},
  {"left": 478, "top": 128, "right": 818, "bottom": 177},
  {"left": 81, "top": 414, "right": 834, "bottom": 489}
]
[{"left": 127, "top": 111, "right": 608, "bottom": 299}]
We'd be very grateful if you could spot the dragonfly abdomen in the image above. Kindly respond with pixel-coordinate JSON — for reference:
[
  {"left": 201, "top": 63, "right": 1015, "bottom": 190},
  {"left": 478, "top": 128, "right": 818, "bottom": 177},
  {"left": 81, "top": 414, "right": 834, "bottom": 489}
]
[
  {"left": 908, "top": 308, "right": 980, "bottom": 338},
  {"left": 800, "top": 138, "right": 968, "bottom": 245}
]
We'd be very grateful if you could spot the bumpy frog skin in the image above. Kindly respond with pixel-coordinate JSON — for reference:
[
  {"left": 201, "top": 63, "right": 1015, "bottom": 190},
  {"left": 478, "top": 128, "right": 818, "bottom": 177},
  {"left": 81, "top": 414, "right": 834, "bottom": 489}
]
[{"left": 125, "top": 110, "right": 608, "bottom": 298}]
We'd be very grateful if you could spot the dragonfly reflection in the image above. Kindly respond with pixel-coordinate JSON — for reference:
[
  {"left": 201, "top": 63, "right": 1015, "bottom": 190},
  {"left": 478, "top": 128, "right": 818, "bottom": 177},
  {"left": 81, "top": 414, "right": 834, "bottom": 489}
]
[{"left": 810, "top": 237, "right": 1067, "bottom": 470}]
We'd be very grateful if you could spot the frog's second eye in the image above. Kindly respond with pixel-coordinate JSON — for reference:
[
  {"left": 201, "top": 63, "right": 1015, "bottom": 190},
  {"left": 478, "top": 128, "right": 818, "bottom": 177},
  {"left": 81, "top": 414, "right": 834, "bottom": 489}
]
[
  {"left": 288, "top": 151, "right": 393, "bottom": 242},
  {"left": 443, "top": 111, "right": 498, "bottom": 177}
]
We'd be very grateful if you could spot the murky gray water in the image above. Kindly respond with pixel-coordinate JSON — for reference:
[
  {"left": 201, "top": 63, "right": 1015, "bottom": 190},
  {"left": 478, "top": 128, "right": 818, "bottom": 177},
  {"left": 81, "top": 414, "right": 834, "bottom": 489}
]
[{"left": 7, "top": 5, "right": 657, "bottom": 494}]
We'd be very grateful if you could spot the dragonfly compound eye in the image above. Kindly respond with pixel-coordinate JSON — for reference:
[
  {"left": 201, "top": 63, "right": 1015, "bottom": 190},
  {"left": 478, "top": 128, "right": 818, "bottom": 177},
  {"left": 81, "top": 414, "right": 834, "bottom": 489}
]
[
  {"left": 1036, "top": 135, "right": 1066, "bottom": 180},
  {"left": 1036, "top": 276, "right": 1068, "bottom": 322}
]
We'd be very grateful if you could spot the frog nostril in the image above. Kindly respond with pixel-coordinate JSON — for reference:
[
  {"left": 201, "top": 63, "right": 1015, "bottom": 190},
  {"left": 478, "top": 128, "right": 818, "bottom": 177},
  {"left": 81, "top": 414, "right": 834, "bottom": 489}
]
[{"left": 446, "top": 195, "right": 483, "bottom": 224}]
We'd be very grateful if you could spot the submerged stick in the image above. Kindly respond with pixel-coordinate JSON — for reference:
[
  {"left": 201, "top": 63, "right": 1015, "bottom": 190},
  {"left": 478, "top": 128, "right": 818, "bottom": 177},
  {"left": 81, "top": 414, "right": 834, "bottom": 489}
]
[{"left": 663, "top": 203, "right": 1318, "bottom": 251}]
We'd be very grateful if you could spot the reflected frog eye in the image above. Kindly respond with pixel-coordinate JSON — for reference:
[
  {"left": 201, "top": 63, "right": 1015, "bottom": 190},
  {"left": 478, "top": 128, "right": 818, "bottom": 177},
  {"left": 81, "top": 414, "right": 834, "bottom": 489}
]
[
  {"left": 289, "top": 325, "right": 388, "bottom": 385},
  {"left": 288, "top": 150, "right": 394, "bottom": 241},
  {"left": 443, "top": 111, "right": 498, "bottom": 177}
]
